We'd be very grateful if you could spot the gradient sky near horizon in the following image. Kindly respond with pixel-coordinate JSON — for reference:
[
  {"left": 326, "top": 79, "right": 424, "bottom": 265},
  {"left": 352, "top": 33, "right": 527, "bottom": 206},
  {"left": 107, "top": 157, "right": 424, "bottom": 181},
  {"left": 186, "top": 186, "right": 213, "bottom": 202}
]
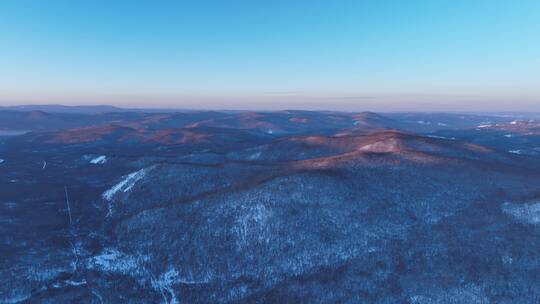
[{"left": 1, "top": 0, "right": 539, "bottom": 111}]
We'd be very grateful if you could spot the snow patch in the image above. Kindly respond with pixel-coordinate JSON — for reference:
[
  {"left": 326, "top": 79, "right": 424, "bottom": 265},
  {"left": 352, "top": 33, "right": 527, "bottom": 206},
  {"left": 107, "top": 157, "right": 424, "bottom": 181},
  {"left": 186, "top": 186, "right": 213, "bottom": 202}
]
[
  {"left": 0, "top": 158, "right": 4, "bottom": 164},
  {"left": 103, "top": 167, "right": 151, "bottom": 201},
  {"left": 502, "top": 255, "right": 513, "bottom": 265},
  {"left": 90, "top": 155, "right": 107, "bottom": 164},
  {"left": 86, "top": 248, "right": 143, "bottom": 274},
  {"left": 359, "top": 138, "right": 401, "bottom": 153},
  {"left": 409, "top": 284, "right": 489, "bottom": 304},
  {"left": 152, "top": 268, "right": 180, "bottom": 304},
  {"left": 436, "top": 122, "right": 448, "bottom": 126},
  {"left": 65, "top": 279, "right": 87, "bottom": 286},
  {"left": 426, "top": 135, "right": 448, "bottom": 140},
  {"left": 504, "top": 134, "right": 514, "bottom": 138},
  {"left": 234, "top": 204, "right": 272, "bottom": 247},
  {"left": 1, "top": 293, "right": 31, "bottom": 304},
  {"left": 508, "top": 150, "right": 522, "bottom": 154},
  {"left": 248, "top": 151, "right": 262, "bottom": 160},
  {"left": 51, "top": 279, "right": 87, "bottom": 289},
  {"left": 502, "top": 202, "right": 540, "bottom": 224}
]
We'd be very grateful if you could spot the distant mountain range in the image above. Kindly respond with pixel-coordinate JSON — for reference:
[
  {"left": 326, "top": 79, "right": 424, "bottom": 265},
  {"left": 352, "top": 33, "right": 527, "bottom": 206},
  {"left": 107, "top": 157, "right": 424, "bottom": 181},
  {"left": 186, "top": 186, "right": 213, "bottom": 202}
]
[
  {"left": 0, "top": 104, "right": 127, "bottom": 113},
  {"left": 2, "top": 106, "right": 540, "bottom": 303}
]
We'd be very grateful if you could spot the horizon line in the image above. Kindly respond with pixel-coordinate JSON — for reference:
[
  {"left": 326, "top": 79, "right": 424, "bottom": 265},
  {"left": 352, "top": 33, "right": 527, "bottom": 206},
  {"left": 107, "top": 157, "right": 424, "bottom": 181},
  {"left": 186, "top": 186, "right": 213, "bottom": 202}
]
[{"left": 1, "top": 103, "right": 540, "bottom": 115}]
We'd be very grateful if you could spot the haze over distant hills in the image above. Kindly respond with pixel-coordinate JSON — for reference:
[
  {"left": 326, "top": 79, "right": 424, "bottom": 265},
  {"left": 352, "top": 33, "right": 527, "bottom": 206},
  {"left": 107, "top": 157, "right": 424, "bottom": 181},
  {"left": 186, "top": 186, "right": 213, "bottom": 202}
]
[{"left": 0, "top": 104, "right": 199, "bottom": 114}]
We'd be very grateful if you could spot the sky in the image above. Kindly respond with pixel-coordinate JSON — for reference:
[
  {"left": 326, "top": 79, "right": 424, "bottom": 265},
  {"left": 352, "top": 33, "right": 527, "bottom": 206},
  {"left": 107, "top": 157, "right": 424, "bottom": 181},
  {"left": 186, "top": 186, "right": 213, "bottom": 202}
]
[{"left": 0, "top": 0, "right": 539, "bottom": 111}]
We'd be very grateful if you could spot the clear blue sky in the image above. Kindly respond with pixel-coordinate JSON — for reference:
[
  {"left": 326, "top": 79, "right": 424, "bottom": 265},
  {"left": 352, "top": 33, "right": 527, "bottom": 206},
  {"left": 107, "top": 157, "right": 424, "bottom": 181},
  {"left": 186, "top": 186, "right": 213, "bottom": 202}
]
[{"left": 1, "top": 0, "right": 539, "bottom": 111}]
